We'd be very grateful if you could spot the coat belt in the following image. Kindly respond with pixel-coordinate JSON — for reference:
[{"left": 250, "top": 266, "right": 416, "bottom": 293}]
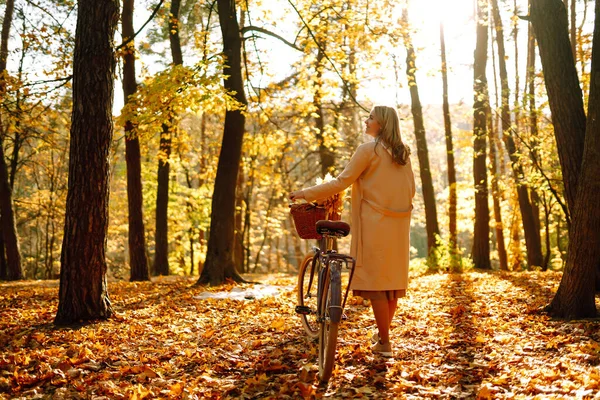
[{"left": 362, "top": 198, "right": 413, "bottom": 218}]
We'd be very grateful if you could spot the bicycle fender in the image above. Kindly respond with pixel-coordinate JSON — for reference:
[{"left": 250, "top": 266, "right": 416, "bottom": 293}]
[{"left": 328, "top": 267, "right": 343, "bottom": 323}]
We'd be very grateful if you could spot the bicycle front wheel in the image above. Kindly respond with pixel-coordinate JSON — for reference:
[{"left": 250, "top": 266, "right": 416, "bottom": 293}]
[
  {"left": 297, "top": 253, "right": 319, "bottom": 338},
  {"left": 318, "top": 269, "right": 341, "bottom": 383}
]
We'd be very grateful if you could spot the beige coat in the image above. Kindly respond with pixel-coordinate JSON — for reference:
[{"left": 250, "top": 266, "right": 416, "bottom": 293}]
[{"left": 303, "top": 141, "right": 416, "bottom": 291}]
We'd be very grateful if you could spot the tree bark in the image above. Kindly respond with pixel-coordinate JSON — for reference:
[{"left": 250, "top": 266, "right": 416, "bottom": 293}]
[
  {"left": 530, "top": 0, "right": 585, "bottom": 218},
  {"left": 122, "top": 0, "right": 150, "bottom": 282},
  {"left": 570, "top": 0, "right": 576, "bottom": 60},
  {"left": 510, "top": 204, "right": 523, "bottom": 270},
  {"left": 169, "top": 0, "right": 183, "bottom": 66},
  {"left": 0, "top": 235, "right": 6, "bottom": 280},
  {"left": 314, "top": 47, "right": 335, "bottom": 177},
  {"left": 541, "top": 193, "right": 552, "bottom": 271},
  {"left": 530, "top": 0, "right": 600, "bottom": 296},
  {"left": 472, "top": 0, "right": 491, "bottom": 270},
  {"left": 491, "top": 0, "right": 543, "bottom": 268},
  {"left": 486, "top": 100, "right": 508, "bottom": 271},
  {"left": 440, "top": 23, "right": 458, "bottom": 267},
  {"left": 401, "top": 9, "right": 440, "bottom": 257},
  {"left": 234, "top": 164, "right": 244, "bottom": 271},
  {"left": 153, "top": 122, "right": 171, "bottom": 276},
  {"left": 54, "top": 0, "right": 119, "bottom": 324},
  {"left": 0, "top": 0, "right": 22, "bottom": 281},
  {"left": 546, "top": 0, "right": 600, "bottom": 318},
  {"left": 197, "top": 0, "right": 248, "bottom": 286},
  {"left": 526, "top": 16, "right": 544, "bottom": 267},
  {"left": 153, "top": 0, "right": 183, "bottom": 276}
]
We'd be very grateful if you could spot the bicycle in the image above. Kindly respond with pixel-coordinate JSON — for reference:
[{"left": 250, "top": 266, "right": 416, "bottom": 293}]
[{"left": 294, "top": 219, "right": 356, "bottom": 383}]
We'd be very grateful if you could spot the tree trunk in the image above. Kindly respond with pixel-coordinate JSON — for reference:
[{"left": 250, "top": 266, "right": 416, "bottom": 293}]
[
  {"left": 189, "top": 227, "right": 194, "bottom": 275},
  {"left": 491, "top": 0, "right": 543, "bottom": 268},
  {"left": 556, "top": 213, "right": 563, "bottom": 257},
  {"left": 530, "top": 0, "right": 585, "bottom": 218},
  {"left": 545, "top": 0, "right": 600, "bottom": 319},
  {"left": 153, "top": 122, "right": 171, "bottom": 276},
  {"left": 234, "top": 164, "right": 244, "bottom": 271},
  {"left": 197, "top": 0, "right": 248, "bottom": 286},
  {"left": 542, "top": 193, "right": 552, "bottom": 271},
  {"left": 526, "top": 15, "right": 544, "bottom": 267},
  {"left": 169, "top": 0, "right": 183, "bottom": 66},
  {"left": 570, "top": 0, "right": 576, "bottom": 60},
  {"left": 486, "top": 101, "right": 508, "bottom": 271},
  {"left": 197, "top": 228, "right": 204, "bottom": 275},
  {"left": 401, "top": 9, "right": 440, "bottom": 257},
  {"left": 0, "top": 139, "right": 21, "bottom": 280},
  {"left": 314, "top": 47, "right": 335, "bottom": 177},
  {"left": 153, "top": 0, "right": 183, "bottom": 276},
  {"left": 9, "top": 131, "right": 21, "bottom": 191},
  {"left": 122, "top": 0, "right": 149, "bottom": 282},
  {"left": 54, "top": 0, "right": 118, "bottom": 325},
  {"left": 0, "top": 234, "right": 6, "bottom": 280},
  {"left": 440, "top": 23, "right": 458, "bottom": 268},
  {"left": 510, "top": 202, "right": 524, "bottom": 270},
  {"left": 530, "top": 0, "right": 600, "bottom": 299},
  {"left": 0, "top": 0, "right": 22, "bottom": 281},
  {"left": 472, "top": 0, "right": 491, "bottom": 270}
]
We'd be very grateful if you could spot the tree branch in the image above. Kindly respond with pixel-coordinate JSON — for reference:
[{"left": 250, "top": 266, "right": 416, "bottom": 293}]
[
  {"left": 115, "top": 0, "right": 166, "bottom": 51},
  {"left": 491, "top": 107, "right": 570, "bottom": 225},
  {"left": 20, "top": 75, "right": 72, "bottom": 87},
  {"left": 241, "top": 25, "right": 303, "bottom": 52}
]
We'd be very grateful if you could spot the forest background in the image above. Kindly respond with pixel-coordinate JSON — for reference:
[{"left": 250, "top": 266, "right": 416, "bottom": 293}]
[{"left": 0, "top": 0, "right": 596, "bottom": 304}]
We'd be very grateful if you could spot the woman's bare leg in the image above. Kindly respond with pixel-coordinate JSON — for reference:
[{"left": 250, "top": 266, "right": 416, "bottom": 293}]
[
  {"left": 371, "top": 299, "right": 390, "bottom": 344},
  {"left": 388, "top": 299, "right": 398, "bottom": 327}
]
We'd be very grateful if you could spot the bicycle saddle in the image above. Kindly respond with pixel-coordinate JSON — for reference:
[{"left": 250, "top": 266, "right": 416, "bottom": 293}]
[{"left": 316, "top": 220, "right": 350, "bottom": 237}]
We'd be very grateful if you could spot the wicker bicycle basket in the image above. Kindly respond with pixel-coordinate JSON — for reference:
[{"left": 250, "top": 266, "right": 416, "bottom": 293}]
[{"left": 290, "top": 201, "right": 342, "bottom": 240}]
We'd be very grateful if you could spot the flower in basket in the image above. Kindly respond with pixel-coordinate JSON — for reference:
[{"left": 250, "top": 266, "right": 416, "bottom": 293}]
[{"left": 315, "top": 173, "right": 344, "bottom": 220}]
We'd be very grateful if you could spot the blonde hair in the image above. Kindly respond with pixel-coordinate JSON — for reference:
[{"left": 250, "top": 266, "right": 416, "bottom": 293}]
[{"left": 371, "top": 105, "right": 411, "bottom": 165}]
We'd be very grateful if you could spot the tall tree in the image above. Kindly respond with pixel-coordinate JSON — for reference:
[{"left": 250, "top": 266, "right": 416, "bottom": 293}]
[
  {"left": 525, "top": 3, "right": 547, "bottom": 269},
  {"left": 570, "top": 0, "right": 576, "bottom": 59},
  {"left": 0, "top": 0, "right": 23, "bottom": 281},
  {"left": 440, "top": 23, "right": 458, "bottom": 268},
  {"left": 472, "top": 0, "right": 491, "bottom": 270},
  {"left": 54, "top": 0, "right": 119, "bottom": 324},
  {"left": 487, "top": 110, "right": 508, "bottom": 271},
  {"left": 542, "top": 0, "right": 600, "bottom": 318},
  {"left": 491, "top": 0, "right": 543, "bottom": 268},
  {"left": 153, "top": 0, "right": 183, "bottom": 276},
  {"left": 487, "top": 8, "right": 509, "bottom": 272},
  {"left": 314, "top": 46, "right": 335, "bottom": 177},
  {"left": 122, "top": 0, "right": 150, "bottom": 281},
  {"left": 197, "top": 0, "right": 248, "bottom": 285},
  {"left": 529, "top": 0, "right": 585, "bottom": 218},
  {"left": 401, "top": 8, "right": 440, "bottom": 257}
]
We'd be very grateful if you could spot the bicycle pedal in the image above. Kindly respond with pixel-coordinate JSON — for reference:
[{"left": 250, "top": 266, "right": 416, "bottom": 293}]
[{"left": 295, "top": 305, "right": 312, "bottom": 315}]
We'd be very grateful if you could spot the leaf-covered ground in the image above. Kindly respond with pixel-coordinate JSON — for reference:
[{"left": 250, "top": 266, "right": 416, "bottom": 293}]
[{"left": 2, "top": 271, "right": 600, "bottom": 399}]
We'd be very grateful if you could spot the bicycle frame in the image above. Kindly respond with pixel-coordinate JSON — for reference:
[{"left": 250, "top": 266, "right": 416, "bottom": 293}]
[{"left": 304, "top": 234, "right": 356, "bottom": 324}]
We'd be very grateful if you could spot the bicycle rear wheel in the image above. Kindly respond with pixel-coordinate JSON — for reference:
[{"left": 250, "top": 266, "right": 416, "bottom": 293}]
[
  {"left": 297, "top": 253, "right": 319, "bottom": 338},
  {"left": 318, "top": 267, "right": 341, "bottom": 383}
]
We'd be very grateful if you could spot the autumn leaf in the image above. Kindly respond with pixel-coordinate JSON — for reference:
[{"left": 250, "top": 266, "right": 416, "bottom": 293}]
[{"left": 2, "top": 272, "right": 600, "bottom": 398}]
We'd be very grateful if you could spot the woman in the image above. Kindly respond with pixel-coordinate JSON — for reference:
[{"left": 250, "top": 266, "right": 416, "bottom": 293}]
[{"left": 289, "top": 105, "right": 415, "bottom": 357}]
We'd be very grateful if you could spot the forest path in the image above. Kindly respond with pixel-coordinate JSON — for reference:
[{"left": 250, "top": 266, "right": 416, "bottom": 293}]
[{"left": 2, "top": 271, "right": 600, "bottom": 399}]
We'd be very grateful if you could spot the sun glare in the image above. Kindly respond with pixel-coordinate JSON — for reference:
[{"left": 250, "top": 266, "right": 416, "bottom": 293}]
[{"left": 425, "top": 0, "right": 475, "bottom": 27}]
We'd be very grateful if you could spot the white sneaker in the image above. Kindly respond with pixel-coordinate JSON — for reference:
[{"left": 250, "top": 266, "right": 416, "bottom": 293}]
[
  {"left": 372, "top": 340, "right": 393, "bottom": 357},
  {"left": 370, "top": 332, "right": 380, "bottom": 345}
]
